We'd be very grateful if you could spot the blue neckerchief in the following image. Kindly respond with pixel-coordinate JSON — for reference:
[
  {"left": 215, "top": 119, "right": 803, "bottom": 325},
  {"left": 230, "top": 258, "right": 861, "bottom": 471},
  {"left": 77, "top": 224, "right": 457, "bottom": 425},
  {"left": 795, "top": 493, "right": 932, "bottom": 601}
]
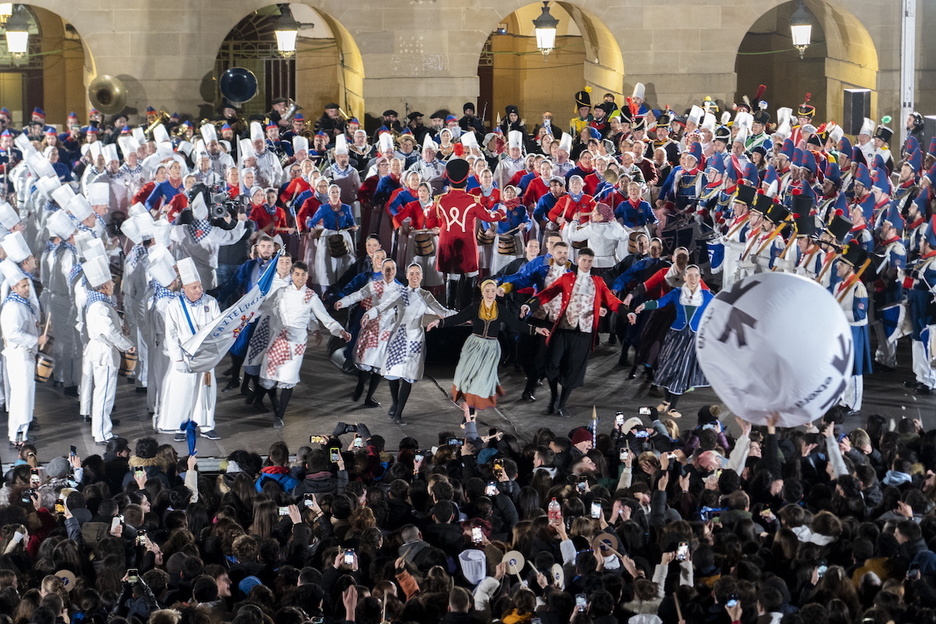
[
  {"left": 85, "top": 290, "right": 115, "bottom": 309},
  {"left": 44, "top": 241, "right": 59, "bottom": 253},
  {"left": 68, "top": 264, "right": 83, "bottom": 284},
  {"left": 264, "top": 204, "right": 276, "bottom": 215},
  {"left": 189, "top": 218, "right": 212, "bottom": 242},
  {"left": 569, "top": 191, "right": 584, "bottom": 202},
  {"left": 150, "top": 281, "right": 176, "bottom": 305},
  {"left": 126, "top": 244, "right": 147, "bottom": 272},
  {"left": 4, "top": 292, "right": 32, "bottom": 313}
]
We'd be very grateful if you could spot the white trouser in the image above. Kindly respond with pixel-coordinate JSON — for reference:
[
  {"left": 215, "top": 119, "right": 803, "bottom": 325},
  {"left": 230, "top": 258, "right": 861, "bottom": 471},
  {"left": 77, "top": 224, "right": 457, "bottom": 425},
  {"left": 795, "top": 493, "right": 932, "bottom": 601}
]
[
  {"left": 912, "top": 339, "right": 936, "bottom": 389},
  {"left": 156, "top": 367, "right": 217, "bottom": 431},
  {"left": 3, "top": 348, "right": 34, "bottom": 441},
  {"left": 841, "top": 375, "right": 864, "bottom": 412},
  {"left": 91, "top": 363, "right": 117, "bottom": 442}
]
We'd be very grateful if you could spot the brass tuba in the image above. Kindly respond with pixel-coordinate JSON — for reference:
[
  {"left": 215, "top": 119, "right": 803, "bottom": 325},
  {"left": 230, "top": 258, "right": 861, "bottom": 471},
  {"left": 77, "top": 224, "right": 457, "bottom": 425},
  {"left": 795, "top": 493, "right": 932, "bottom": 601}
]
[
  {"left": 144, "top": 110, "right": 170, "bottom": 140},
  {"left": 281, "top": 98, "right": 302, "bottom": 122},
  {"left": 88, "top": 74, "right": 128, "bottom": 115}
]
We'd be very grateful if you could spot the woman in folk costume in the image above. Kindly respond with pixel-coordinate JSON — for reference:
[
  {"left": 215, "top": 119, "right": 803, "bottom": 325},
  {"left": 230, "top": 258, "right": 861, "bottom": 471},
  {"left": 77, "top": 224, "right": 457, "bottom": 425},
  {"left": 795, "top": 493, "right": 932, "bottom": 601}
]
[
  {"left": 429, "top": 279, "right": 548, "bottom": 415},
  {"left": 143, "top": 244, "right": 179, "bottom": 419},
  {"left": 629, "top": 265, "right": 713, "bottom": 419},
  {"left": 258, "top": 261, "right": 351, "bottom": 429},
  {"left": 297, "top": 175, "right": 330, "bottom": 271},
  {"left": 489, "top": 185, "right": 531, "bottom": 275},
  {"left": 387, "top": 170, "right": 422, "bottom": 268},
  {"left": 363, "top": 263, "right": 454, "bottom": 425},
  {"left": 471, "top": 168, "right": 501, "bottom": 273},
  {"left": 394, "top": 182, "right": 443, "bottom": 289},
  {"left": 156, "top": 257, "right": 223, "bottom": 441},
  {"left": 308, "top": 184, "right": 358, "bottom": 292},
  {"left": 336, "top": 258, "right": 404, "bottom": 408},
  {"left": 569, "top": 202, "right": 628, "bottom": 279},
  {"left": 0, "top": 260, "right": 44, "bottom": 448}
]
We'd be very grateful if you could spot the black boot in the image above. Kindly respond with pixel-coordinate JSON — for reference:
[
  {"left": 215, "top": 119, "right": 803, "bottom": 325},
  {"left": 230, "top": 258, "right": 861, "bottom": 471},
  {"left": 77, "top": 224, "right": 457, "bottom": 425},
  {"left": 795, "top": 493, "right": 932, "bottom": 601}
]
[
  {"left": 364, "top": 373, "right": 381, "bottom": 407},
  {"left": 274, "top": 388, "right": 292, "bottom": 429},
  {"left": 445, "top": 279, "right": 459, "bottom": 309},
  {"left": 223, "top": 355, "right": 244, "bottom": 392},
  {"left": 251, "top": 386, "right": 270, "bottom": 411},
  {"left": 542, "top": 378, "right": 558, "bottom": 415},
  {"left": 556, "top": 386, "right": 574, "bottom": 418},
  {"left": 352, "top": 370, "right": 366, "bottom": 402},
  {"left": 240, "top": 373, "right": 256, "bottom": 397},
  {"left": 387, "top": 379, "right": 400, "bottom": 421},
  {"left": 521, "top": 378, "right": 536, "bottom": 401},
  {"left": 394, "top": 380, "right": 412, "bottom": 424},
  {"left": 269, "top": 388, "right": 280, "bottom": 422}
]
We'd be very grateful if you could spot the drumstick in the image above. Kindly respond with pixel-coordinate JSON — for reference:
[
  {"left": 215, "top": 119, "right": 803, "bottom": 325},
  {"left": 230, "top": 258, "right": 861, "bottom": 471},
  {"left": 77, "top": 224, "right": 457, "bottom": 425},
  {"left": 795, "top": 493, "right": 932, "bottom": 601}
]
[
  {"left": 41, "top": 315, "right": 51, "bottom": 339},
  {"left": 673, "top": 592, "right": 683, "bottom": 622}
]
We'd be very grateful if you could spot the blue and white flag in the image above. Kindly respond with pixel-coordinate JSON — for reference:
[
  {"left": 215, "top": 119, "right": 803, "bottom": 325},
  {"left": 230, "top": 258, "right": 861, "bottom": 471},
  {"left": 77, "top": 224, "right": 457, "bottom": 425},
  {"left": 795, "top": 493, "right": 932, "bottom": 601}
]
[{"left": 181, "top": 251, "right": 281, "bottom": 372}]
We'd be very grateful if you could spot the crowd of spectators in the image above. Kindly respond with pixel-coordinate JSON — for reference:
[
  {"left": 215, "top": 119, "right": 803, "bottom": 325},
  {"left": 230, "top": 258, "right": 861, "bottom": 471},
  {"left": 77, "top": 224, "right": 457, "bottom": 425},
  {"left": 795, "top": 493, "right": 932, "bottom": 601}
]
[{"left": 0, "top": 406, "right": 933, "bottom": 624}]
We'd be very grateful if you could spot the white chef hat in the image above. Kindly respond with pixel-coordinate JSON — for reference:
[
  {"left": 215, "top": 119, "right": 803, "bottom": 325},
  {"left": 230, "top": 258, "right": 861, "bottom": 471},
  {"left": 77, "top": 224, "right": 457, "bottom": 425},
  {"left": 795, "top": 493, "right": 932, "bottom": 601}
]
[
  {"left": 334, "top": 134, "right": 349, "bottom": 156},
  {"left": 378, "top": 132, "right": 394, "bottom": 154},
  {"left": 118, "top": 135, "right": 139, "bottom": 156},
  {"left": 102, "top": 144, "right": 119, "bottom": 163},
  {"left": 46, "top": 210, "right": 77, "bottom": 240},
  {"left": 292, "top": 136, "right": 309, "bottom": 154},
  {"left": 152, "top": 124, "right": 170, "bottom": 144},
  {"left": 35, "top": 176, "right": 61, "bottom": 200},
  {"left": 51, "top": 184, "right": 76, "bottom": 209},
  {"left": 239, "top": 138, "right": 254, "bottom": 159},
  {"left": 147, "top": 244, "right": 177, "bottom": 288},
  {"left": 26, "top": 152, "right": 55, "bottom": 179},
  {"left": 128, "top": 202, "right": 148, "bottom": 217},
  {"left": 200, "top": 123, "right": 217, "bottom": 144},
  {"left": 132, "top": 127, "right": 146, "bottom": 145},
  {"left": 76, "top": 233, "right": 105, "bottom": 261},
  {"left": 151, "top": 218, "right": 172, "bottom": 247},
  {"left": 1, "top": 231, "right": 31, "bottom": 263},
  {"left": 0, "top": 202, "right": 20, "bottom": 231},
  {"left": 82, "top": 255, "right": 111, "bottom": 289},
  {"left": 156, "top": 142, "right": 174, "bottom": 159},
  {"left": 461, "top": 132, "right": 478, "bottom": 150},
  {"left": 250, "top": 121, "right": 264, "bottom": 143},
  {"left": 0, "top": 258, "right": 25, "bottom": 288},
  {"left": 66, "top": 195, "right": 93, "bottom": 222},
  {"left": 508, "top": 130, "right": 523, "bottom": 150},
  {"left": 88, "top": 183, "right": 110, "bottom": 207},
  {"left": 558, "top": 133, "right": 572, "bottom": 154},
  {"left": 177, "top": 257, "right": 200, "bottom": 286}
]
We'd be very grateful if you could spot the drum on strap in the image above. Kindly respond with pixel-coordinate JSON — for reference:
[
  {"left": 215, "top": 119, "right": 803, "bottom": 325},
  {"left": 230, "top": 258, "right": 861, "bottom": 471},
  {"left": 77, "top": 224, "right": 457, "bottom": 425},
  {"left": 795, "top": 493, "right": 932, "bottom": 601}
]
[
  {"left": 413, "top": 231, "right": 435, "bottom": 257},
  {"left": 327, "top": 233, "right": 351, "bottom": 258},
  {"left": 35, "top": 354, "right": 55, "bottom": 383},
  {"left": 497, "top": 233, "right": 518, "bottom": 256},
  {"left": 119, "top": 351, "right": 138, "bottom": 377}
]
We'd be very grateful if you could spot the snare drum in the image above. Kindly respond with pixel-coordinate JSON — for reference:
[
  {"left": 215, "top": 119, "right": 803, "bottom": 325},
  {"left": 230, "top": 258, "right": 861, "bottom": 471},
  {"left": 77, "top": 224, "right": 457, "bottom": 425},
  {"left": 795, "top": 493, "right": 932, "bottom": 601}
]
[
  {"left": 35, "top": 354, "right": 55, "bottom": 383},
  {"left": 476, "top": 227, "right": 495, "bottom": 246}
]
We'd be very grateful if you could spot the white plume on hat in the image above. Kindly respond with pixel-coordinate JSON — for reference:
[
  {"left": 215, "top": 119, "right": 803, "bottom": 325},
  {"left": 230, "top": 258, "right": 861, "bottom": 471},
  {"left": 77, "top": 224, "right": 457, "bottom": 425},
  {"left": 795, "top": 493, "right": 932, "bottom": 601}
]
[
  {"left": 1, "top": 231, "right": 31, "bottom": 263},
  {"left": 147, "top": 244, "right": 177, "bottom": 287},
  {"left": 250, "top": 121, "right": 264, "bottom": 143},
  {"left": 0, "top": 202, "right": 20, "bottom": 231},
  {"left": 46, "top": 210, "right": 77, "bottom": 240},
  {"left": 177, "top": 257, "right": 200, "bottom": 286},
  {"left": 66, "top": 195, "right": 94, "bottom": 222},
  {"left": 82, "top": 255, "right": 111, "bottom": 289},
  {"left": 292, "top": 136, "right": 309, "bottom": 153},
  {"left": 0, "top": 258, "right": 24, "bottom": 288},
  {"left": 200, "top": 123, "right": 217, "bottom": 144},
  {"left": 88, "top": 182, "right": 110, "bottom": 206}
]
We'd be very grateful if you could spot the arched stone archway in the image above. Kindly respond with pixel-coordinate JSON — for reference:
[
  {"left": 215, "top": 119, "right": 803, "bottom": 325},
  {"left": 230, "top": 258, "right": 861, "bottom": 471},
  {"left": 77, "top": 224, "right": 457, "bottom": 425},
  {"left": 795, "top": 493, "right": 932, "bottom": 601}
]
[
  {"left": 475, "top": 1, "right": 624, "bottom": 131},
  {"left": 735, "top": 0, "right": 878, "bottom": 125},
  {"left": 213, "top": 4, "right": 364, "bottom": 122}
]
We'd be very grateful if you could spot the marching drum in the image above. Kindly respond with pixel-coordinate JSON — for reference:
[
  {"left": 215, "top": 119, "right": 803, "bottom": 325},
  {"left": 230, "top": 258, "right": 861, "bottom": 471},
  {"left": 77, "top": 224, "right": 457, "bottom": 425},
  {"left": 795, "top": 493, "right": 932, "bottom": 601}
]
[
  {"left": 413, "top": 231, "right": 435, "bottom": 257},
  {"left": 327, "top": 233, "right": 351, "bottom": 258},
  {"left": 119, "top": 351, "right": 138, "bottom": 377},
  {"left": 35, "top": 354, "right": 55, "bottom": 383},
  {"left": 497, "top": 233, "right": 518, "bottom": 256}
]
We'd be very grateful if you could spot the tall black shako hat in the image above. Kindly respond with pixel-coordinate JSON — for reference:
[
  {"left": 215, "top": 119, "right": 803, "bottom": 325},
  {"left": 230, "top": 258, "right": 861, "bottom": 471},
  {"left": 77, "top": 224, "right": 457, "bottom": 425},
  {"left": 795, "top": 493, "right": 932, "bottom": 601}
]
[{"left": 445, "top": 159, "right": 471, "bottom": 188}]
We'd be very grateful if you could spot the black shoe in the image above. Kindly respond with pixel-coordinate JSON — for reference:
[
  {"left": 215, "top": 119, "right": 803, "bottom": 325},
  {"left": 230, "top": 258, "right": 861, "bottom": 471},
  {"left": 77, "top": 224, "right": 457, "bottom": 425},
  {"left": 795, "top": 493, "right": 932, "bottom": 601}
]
[
  {"left": 521, "top": 390, "right": 536, "bottom": 402},
  {"left": 111, "top": 419, "right": 121, "bottom": 426},
  {"left": 273, "top": 418, "right": 284, "bottom": 429},
  {"left": 63, "top": 386, "right": 79, "bottom": 397},
  {"left": 364, "top": 398, "right": 381, "bottom": 407},
  {"left": 557, "top": 406, "right": 572, "bottom": 418},
  {"left": 9, "top": 441, "right": 19, "bottom": 449},
  {"left": 648, "top": 385, "right": 663, "bottom": 397},
  {"left": 135, "top": 386, "right": 148, "bottom": 393},
  {"left": 542, "top": 402, "right": 556, "bottom": 416},
  {"left": 606, "top": 335, "right": 617, "bottom": 346},
  {"left": 221, "top": 367, "right": 233, "bottom": 377},
  {"left": 387, "top": 405, "right": 398, "bottom": 421},
  {"left": 222, "top": 378, "right": 240, "bottom": 393},
  {"left": 904, "top": 379, "right": 919, "bottom": 389},
  {"left": 30, "top": 421, "right": 40, "bottom": 431},
  {"left": 627, "top": 367, "right": 638, "bottom": 380},
  {"left": 173, "top": 432, "right": 185, "bottom": 442},
  {"left": 352, "top": 384, "right": 364, "bottom": 402},
  {"left": 200, "top": 429, "right": 221, "bottom": 440},
  {"left": 393, "top": 416, "right": 408, "bottom": 425},
  {"left": 253, "top": 400, "right": 268, "bottom": 412},
  {"left": 917, "top": 385, "right": 933, "bottom": 396}
]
